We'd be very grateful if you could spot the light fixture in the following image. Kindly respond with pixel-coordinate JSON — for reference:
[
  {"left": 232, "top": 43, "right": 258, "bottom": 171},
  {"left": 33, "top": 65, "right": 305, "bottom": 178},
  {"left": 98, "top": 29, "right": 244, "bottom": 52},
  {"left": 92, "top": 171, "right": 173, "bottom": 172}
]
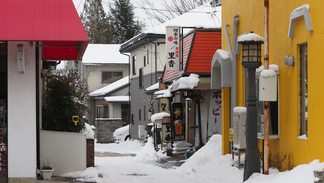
[{"left": 238, "top": 32, "right": 264, "bottom": 181}]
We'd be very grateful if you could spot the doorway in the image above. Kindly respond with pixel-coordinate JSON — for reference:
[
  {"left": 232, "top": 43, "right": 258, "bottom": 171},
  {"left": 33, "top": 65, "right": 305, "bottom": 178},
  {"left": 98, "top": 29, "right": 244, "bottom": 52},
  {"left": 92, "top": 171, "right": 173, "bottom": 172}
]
[{"left": 0, "top": 41, "right": 7, "bottom": 182}]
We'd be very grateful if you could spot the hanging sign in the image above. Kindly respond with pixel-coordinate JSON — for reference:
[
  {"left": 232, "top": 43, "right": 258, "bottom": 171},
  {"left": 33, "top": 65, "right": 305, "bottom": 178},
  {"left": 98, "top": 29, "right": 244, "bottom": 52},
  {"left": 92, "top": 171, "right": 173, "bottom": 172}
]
[{"left": 166, "top": 26, "right": 180, "bottom": 71}]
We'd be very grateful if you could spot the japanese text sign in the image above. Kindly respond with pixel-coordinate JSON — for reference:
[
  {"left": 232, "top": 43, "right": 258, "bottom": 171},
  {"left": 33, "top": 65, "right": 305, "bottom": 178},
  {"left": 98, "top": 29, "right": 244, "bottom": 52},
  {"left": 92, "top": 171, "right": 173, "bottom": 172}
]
[{"left": 166, "top": 26, "right": 180, "bottom": 71}]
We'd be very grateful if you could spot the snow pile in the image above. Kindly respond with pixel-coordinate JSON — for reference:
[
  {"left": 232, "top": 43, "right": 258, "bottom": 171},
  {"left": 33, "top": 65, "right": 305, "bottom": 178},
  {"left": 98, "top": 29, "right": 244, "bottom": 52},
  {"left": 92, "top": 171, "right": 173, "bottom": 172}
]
[
  {"left": 136, "top": 137, "right": 159, "bottom": 161},
  {"left": 154, "top": 87, "right": 172, "bottom": 98},
  {"left": 82, "top": 123, "right": 95, "bottom": 139},
  {"left": 238, "top": 33, "right": 264, "bottom": 42},
  {"left": 151, "top": 112, "right": 170, "bottom": 123},
  {"left": 171, "top": 74, "right": 200, "bottom": 91},
  {"left": 62, "top": 167, "right": 99, "bottom": 182},
  {"left": 246, "top": 159, "right": 324, "bottom": 183},
  {"left": 260, "top": 69, "right": 277, "bottom": 78},
  {"left": 257, "top": 64, "right": 279, "bottom": 73},
  {"left": 178, "top": 134, "right": 243, "bottom": 183}
]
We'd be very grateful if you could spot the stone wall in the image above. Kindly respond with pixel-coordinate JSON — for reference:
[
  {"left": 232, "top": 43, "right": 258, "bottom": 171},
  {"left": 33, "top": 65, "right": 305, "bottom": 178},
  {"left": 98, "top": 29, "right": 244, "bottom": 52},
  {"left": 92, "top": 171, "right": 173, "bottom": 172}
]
[{"left": 95, "top": 118, "right": 123, "bottom": 143}]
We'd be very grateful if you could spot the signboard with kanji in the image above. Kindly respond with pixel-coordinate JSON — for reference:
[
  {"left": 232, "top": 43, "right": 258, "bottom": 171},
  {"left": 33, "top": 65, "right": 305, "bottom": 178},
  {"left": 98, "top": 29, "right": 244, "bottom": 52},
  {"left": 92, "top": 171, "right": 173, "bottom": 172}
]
[
  {"left": 172, "top": 102, "right": 184, "bottom": 141},
  {"left": 166, "top": 26, "right": 180, "bottom": 71}
]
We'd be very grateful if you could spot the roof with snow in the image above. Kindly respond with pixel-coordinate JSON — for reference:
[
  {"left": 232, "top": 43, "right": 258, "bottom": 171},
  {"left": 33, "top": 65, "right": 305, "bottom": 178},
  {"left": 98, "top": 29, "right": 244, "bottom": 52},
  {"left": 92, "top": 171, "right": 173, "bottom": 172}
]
[
  {"left": 89, "top": 76, "right": 129, "bottom": 97},
  {"left": 120, "top": 3, "right": 221, "bottom": 52},
  {"left": 104, "top": 96, "right": 130, "bottom": 103},
  {"left": 83, "top": 44, "right": 129, "bottom": 65}
]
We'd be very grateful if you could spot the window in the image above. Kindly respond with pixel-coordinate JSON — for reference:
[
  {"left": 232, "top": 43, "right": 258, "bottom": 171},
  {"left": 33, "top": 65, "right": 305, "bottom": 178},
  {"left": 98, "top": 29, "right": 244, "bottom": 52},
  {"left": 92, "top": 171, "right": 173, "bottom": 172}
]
[
  {"left": 132, "top": 55, "right": 136, "bottom": 75},
  {"left": 102, "top": 71, "right": 123, "bottom": 83},
  {"left": 299, "top": 43, "right": 308, "bottom": 136},
  {"left": 139, "top": 109, "right": 141, "bottom": 120},
  {"left": 144, "top": 106, "right": 146, "bottom": 120},
  {"left": 147, "top": 49, "right": 149, "bottom": 64},
  {"left": 131, "top": 114, "right": 134, "bottom": 124},
  {"left": 139, "top": 68, "right": 143, "bottom": 88},
  {"left": 97, "top": 105, "right": 108, "bottom": 118},
  {"left": 144, "top": 56, "right": 146, "bottom": 67}
]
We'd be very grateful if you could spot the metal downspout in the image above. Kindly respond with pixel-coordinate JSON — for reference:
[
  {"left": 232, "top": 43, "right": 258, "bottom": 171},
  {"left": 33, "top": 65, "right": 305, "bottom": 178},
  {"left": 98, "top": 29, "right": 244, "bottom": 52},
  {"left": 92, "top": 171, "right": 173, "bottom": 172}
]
[{"left": 232, "top": 15, "right": 239, "bottom": 127}]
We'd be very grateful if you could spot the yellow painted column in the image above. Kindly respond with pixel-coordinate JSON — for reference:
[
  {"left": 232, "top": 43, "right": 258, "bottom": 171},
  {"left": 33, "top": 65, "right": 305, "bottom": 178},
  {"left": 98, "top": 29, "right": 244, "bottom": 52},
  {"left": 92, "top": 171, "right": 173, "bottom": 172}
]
[{"left": 222, "top": 87, "right": 230, "bottom": 155}]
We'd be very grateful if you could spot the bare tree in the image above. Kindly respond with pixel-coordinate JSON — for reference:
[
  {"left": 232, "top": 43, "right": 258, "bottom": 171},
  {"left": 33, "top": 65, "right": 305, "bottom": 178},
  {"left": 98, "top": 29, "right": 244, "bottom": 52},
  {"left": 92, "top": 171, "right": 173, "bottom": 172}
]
[{"left": 136, "top": 0, "right": 209, "bottom": 24}]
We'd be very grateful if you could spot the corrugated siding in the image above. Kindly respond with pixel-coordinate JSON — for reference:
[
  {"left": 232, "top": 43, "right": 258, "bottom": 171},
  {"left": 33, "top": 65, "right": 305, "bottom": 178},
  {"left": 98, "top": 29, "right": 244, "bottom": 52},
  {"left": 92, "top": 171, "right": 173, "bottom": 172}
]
[
  {"left": 186, "top": 31, "right": 221, "bottom": 74},
  {"left": 162, "top": 32, "right": 194, "bottom": 82}
]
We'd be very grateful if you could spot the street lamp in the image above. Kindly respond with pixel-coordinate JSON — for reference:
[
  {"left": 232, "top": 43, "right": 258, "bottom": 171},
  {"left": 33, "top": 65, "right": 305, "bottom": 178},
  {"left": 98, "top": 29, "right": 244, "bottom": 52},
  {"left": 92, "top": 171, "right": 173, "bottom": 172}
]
[{"left": 238, "top": 32, "right": 264, "bottom": 181}]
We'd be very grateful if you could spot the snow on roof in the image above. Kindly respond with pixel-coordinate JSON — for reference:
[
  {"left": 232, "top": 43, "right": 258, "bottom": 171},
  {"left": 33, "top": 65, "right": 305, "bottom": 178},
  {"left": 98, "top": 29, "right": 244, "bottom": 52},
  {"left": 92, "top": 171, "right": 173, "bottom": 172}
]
[
  {"left": 237, "top": 33, "right": 264, "bottom": 43},
  {"left": 151, "top": 112, "right": 170, "bottom": 123},
  {"left": 145, "top": 82, "right": 159, "bottom": 92},
  {"left": 82, "top": 44, "right": 129, "bottom": 65},
  {"left": 171, "top": 74, "right": 200, "bottom": 91},
  {"left": 154, "top": 86, "right": 172, "bottom": 99},
  {"left": 89, "top": 76, "right": 129, "bottom": 97},
  {"left": 104, "top": 96, "right": 130, "bottom": 103},
  {"left": 144, "top": 3, "right": 222, "bottom": 35}
]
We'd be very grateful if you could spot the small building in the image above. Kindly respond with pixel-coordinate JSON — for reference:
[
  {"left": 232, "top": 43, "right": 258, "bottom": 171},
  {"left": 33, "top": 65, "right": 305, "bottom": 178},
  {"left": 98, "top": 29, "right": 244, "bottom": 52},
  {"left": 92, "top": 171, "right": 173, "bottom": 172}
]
[{"left": 0, "top": 0, "right": 89, "bottom": 182}]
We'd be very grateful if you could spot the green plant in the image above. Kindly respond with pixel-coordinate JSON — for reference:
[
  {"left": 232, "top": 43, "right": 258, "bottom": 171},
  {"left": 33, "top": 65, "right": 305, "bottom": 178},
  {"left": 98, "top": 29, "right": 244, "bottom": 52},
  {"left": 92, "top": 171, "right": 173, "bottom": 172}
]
[
  {"left": 42, "top": 70, "right": 88, "bottom": 132},
  {"left": 42, "top": 161, "right": 53, "bottom": 170}
]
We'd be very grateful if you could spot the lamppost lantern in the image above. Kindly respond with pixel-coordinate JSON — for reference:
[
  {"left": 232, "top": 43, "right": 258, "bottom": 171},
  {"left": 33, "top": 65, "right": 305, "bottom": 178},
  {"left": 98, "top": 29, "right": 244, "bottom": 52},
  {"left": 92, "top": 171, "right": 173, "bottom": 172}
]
[
  {"left": 238, "top": 32, "right": 264, "bottom": 68},
  {"left": 238, "top": 32, "right": 264, "bottom": 181}
]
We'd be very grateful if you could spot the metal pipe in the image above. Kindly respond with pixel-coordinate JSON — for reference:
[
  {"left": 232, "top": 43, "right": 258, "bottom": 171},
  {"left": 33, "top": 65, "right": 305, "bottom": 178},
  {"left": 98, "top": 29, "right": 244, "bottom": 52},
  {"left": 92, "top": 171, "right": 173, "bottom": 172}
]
[{"left": 263, "top": 0, "right": 270, "bottom": 175}]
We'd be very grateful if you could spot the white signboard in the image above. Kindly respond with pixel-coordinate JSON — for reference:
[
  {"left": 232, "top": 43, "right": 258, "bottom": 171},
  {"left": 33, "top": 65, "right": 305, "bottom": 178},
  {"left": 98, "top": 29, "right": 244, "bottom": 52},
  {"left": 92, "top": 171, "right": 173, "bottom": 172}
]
[{"left": 166, "top": 26, "right": 180, "bottom": 71}]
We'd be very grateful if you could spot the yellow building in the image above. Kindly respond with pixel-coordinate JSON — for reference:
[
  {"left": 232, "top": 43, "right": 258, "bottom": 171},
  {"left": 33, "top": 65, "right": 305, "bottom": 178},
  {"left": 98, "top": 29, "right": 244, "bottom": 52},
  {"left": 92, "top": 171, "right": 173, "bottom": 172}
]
[{"left": 219, "top": 0, "right": 324, "bottom": 170}]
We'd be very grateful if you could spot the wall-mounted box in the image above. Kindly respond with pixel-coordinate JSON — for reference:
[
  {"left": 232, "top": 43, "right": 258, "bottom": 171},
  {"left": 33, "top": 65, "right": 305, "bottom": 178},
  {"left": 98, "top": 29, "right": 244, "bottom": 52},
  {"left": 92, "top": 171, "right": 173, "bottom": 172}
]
[
  {"left": 259, "top": 69, "right": 277, "bottom": 101},
  {"left": 17, "top": 44, "right": 25, "bottom": 73}
]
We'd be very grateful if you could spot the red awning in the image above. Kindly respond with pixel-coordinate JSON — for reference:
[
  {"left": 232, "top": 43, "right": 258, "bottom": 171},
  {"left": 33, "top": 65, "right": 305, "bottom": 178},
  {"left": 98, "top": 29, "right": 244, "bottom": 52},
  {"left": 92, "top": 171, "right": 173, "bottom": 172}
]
[{"left": 0, "top": 0, "right": 89, "bottom": 61}]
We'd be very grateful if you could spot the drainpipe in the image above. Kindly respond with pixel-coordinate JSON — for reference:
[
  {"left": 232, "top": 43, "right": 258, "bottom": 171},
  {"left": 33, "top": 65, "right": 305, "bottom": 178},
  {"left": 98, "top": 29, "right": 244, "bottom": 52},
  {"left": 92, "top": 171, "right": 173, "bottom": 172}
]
[
  {"left": 121, "top": 52, "right": 131, "bottom": 139},
  {"left": 231, "top": 15, "right": 239, "bottom": 124},
  {"left": 263, "top": 0, "right": 270, "bottom": 175}
]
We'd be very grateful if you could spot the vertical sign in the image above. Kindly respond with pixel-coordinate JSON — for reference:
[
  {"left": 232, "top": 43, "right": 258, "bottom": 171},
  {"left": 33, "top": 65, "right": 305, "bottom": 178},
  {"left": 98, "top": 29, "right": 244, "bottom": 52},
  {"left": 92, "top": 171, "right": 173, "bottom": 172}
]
[
  {"left": 208, "top": 90, "right": 222, "bottom": 136},
  {"left": 166, "top": 26, "right": 180, "bottom": 71},
  {"left": 172, "top": 102, "right": 184, "bottom": 141}
]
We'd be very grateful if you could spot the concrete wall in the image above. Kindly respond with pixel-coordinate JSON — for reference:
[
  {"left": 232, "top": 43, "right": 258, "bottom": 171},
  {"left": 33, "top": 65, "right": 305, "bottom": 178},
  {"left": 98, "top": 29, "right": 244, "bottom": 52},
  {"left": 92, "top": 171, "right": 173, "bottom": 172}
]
[
  {"left": 95, "top": 118, "right": 123, "bottom": 143},
  {"left": 7, "top": 41, "right": 37, "bottom": 181},
  {"left": 40, "top": 130, "right": 86, "bottom": 176}
]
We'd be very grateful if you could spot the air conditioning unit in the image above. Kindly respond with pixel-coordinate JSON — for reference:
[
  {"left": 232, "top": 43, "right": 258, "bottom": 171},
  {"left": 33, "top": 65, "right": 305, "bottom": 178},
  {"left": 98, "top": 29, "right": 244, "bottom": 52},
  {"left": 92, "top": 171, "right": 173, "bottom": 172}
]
[
  {"left": 233, "top": 107, "right": 247, "bottom": 149},
  {"left": 138, "top": 125, "right": 146, "bottom": 139}
]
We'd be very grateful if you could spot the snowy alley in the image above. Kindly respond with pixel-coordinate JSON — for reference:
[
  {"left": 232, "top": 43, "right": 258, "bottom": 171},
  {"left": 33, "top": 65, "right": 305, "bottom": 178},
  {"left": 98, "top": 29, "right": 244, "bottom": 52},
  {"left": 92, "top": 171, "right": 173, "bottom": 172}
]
[{"left": 61, "top": 135, "right": 323, "bottom": 183}]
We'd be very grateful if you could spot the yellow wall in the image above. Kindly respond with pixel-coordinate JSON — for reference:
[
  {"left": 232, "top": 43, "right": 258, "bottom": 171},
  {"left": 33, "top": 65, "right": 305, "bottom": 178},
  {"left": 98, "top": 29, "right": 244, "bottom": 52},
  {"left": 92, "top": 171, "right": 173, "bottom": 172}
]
[{"left": 222, "top": 0, "right": 324, "bottom": 169}]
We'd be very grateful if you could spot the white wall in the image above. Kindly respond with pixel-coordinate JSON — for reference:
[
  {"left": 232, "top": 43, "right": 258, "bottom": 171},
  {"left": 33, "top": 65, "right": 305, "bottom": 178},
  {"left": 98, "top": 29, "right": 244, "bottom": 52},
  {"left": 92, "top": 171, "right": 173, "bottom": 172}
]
[
  {"left": 7, "top": 41, "right": 37, "bottom": 178},
  {"left": 85, "top": 64, "right": 129, "bottom": 92},
  {"left": 130, "top": 38, "right": 166, "bottom": 79},
  {"left": 40, "top": 130, "right": 86, "bottom": 176}
]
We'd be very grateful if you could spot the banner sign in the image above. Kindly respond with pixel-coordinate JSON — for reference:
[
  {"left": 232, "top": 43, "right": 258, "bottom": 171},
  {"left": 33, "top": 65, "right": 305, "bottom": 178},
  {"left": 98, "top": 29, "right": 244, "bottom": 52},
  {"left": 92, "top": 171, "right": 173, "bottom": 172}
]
[
  {"left": 172, "top": 102, "right": 184, "bottom": 141},
  {"left": 166, "top": 26, "right": 180, "bottom": 71}
]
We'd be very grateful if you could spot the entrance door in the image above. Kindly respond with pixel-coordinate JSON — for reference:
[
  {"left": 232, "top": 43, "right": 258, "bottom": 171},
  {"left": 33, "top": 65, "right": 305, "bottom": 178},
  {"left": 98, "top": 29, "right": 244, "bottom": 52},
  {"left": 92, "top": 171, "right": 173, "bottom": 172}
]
[{"left": 0, "top": 41, "right": 7, "bottom": 182}]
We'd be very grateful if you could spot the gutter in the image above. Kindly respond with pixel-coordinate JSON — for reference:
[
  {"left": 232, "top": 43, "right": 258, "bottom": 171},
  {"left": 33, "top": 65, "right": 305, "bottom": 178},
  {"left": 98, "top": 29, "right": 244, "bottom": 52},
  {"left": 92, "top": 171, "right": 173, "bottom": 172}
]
[{"left": 231, "top": 14, "right": 239, "bottom": 127}]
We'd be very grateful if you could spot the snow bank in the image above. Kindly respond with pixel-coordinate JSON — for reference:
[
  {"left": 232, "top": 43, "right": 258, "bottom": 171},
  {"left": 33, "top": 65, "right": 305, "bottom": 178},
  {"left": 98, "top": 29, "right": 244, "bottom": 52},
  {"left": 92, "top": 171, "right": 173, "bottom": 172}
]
[
  {"left": 136, "top": 137, "right": 159, "bottom": 161},
  {"left": 82, "top": 123, "right": 95, "bottom": 139},
  {"left": 246, "top": 159, "right": 324, "bottom": 183},
  {"left": 62, "top": 167, "right": 99, "bottom": 182},
  {"left": 178, "top": 135, "right": 243, "bottom": 183}
]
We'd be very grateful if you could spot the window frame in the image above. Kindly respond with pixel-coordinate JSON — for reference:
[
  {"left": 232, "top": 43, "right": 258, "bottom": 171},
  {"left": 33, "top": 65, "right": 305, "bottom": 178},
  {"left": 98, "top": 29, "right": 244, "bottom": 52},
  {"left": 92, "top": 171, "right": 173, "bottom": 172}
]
[
  {"left": 139, "top": 68, "right": 143, "bottom": 89},
  {"left": 299, "top": 43, "right": 308, "bottom": 137},
  {"left": 132, "top": 55, "right": 136, "bottom": 75},
  {"left": 101, "top": 71, "right": 123, "bottom": 84},
  {"left": 97, "top": 104, "right": 108, "bottom": 118}
]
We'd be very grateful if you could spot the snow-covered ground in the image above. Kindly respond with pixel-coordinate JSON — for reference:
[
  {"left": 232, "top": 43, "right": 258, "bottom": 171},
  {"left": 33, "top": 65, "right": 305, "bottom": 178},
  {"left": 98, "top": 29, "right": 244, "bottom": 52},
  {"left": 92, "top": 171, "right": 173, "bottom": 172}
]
[{"left": 62, "top": 135, "right": 323, "bottom": 183}]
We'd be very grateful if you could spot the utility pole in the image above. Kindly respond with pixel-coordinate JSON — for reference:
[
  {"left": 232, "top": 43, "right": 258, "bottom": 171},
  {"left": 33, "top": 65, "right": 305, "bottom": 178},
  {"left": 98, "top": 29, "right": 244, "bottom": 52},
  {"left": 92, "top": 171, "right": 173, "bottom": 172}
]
[{"left": 263, "top": 0, "right": 270, "bottom": 175}]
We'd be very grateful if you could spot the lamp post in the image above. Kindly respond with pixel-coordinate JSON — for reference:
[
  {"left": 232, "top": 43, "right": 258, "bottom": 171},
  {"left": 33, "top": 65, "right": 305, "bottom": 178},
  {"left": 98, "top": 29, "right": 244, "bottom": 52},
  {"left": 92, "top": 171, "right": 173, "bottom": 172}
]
[{"left": 238, "top": 32, "right": 264, "bottom": 181}]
